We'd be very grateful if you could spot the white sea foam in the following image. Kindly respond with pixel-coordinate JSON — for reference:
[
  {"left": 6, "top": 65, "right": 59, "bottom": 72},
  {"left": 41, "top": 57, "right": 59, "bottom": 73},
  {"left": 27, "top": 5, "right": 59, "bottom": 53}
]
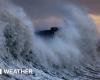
[{"left": 0, "top": 0, "right": 99, "bottom": 80}]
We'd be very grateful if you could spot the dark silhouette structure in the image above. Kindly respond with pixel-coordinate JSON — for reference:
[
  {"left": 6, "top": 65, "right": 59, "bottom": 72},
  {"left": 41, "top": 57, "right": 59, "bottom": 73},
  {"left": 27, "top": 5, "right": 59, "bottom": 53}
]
[{"left": 35, "top": 27, "right": 59, "bottom": 37}]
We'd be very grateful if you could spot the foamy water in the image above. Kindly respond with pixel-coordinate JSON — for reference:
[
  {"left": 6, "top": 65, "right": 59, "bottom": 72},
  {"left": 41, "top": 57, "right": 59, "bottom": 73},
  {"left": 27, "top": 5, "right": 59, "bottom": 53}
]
[{"left": 0, "top": 0, "right": 100, "bottom": 80}]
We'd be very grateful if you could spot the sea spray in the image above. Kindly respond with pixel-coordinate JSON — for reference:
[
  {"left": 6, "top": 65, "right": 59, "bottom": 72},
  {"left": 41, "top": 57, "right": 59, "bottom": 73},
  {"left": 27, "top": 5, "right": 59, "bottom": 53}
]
[{"left": 0, "top": 0, "right": 100, "bottom": 80}]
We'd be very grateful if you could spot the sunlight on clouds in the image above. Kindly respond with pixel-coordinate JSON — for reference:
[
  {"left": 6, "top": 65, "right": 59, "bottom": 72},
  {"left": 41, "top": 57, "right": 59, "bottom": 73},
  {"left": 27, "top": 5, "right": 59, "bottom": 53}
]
[{"left": 89, "top": 14, "right": 100, "bottom": 33}]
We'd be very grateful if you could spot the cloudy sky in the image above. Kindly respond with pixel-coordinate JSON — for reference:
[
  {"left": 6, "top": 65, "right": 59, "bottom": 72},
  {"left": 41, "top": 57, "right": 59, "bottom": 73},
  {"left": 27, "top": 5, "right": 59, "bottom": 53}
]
[
  {"left": 12, "top": 0, "right": 100, "bottom": 32},
  {"left": 12, "top": 0, "right": 100, "bottom": 14}
]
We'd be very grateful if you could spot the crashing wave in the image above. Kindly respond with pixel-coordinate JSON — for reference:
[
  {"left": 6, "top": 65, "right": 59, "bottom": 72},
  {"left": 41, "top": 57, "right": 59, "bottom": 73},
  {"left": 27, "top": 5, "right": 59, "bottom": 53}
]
[{"left": 0, "top": 0, "right": 100, "bottom": 80}]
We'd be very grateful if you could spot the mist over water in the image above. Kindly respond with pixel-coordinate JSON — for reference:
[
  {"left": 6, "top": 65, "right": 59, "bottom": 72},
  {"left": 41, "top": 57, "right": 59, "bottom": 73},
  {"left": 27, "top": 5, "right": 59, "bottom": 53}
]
[{"left": 0, "top": 0, "right": 100, "bottom": 80}]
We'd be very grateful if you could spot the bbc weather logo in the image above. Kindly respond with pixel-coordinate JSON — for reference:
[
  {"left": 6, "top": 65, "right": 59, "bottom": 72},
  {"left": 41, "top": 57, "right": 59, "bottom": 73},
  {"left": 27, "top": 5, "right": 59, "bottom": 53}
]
[
  {"left": 0, "top": 68, "right": 33, "bottom": 75},
  {"left": 0, "top": 69, "right": 2, "bottom": 74}
]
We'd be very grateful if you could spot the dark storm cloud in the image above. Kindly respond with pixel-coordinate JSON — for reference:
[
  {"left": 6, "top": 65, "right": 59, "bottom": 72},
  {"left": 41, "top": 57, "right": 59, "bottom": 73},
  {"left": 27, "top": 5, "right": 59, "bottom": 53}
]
[
  {"left": 12, "top": 0, "right": 68, "bottom": 18},
  {"left": 12, "top": 0, "right": 100, "bottom": 16}
]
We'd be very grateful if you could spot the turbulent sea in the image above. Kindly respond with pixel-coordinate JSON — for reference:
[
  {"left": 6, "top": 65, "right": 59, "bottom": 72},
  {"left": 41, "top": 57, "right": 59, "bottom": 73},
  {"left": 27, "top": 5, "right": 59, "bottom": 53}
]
[{"left": 0, "top": 0, "right": 100, "bottom": 80}]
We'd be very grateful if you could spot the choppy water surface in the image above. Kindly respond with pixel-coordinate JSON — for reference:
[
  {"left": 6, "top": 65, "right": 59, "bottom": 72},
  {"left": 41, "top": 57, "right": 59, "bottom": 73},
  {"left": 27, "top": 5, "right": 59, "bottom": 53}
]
[{"left": 0, "top": 0, "right": 100, "bottom": 80}]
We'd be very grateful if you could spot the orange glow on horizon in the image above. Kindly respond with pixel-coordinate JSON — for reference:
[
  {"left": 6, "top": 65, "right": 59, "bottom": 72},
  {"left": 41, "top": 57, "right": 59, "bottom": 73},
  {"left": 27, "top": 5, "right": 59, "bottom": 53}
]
[
  {"left": 90, "top": 14, "right": 100, "bottom": 26},
  {"left": 89, "top": 14, "right": 100, "bottom": 33}
]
